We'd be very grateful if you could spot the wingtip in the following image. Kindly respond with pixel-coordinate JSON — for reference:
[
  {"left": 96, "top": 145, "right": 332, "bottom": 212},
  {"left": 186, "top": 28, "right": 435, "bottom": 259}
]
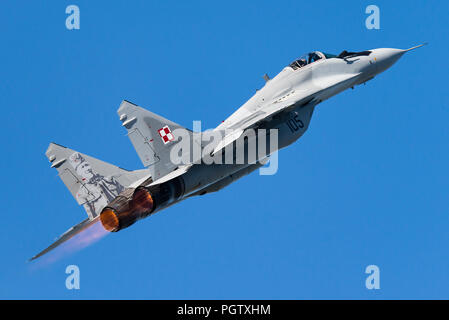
[
  {"left": 28, "top": 251, "right": 44, "bottom": 262},
  {"left": 28, "top": 255, "right": 38, "bottom": 262},
  {"left": 29, "top": 218, "right": 102, "bottom": 263}
]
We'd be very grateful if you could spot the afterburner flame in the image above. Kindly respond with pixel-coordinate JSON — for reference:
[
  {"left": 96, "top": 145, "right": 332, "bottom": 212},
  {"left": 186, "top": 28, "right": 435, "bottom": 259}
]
[
  {"left": 99, "top": 188, "right": 155, "bottom": 232},
  {"left": 131, "top": 188, "right": 154, "bottom": 214},
  {"left": 30, "top": 220, "right": 109, "bottom": 268},
  {"left": 100, "top": 208, "right": 120, "bottom": 232}
]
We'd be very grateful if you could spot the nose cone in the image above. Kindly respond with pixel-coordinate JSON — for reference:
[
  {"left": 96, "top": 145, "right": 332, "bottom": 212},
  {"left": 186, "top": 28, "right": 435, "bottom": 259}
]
[{"left": 371, "top": 48, "right": 406, "bottom": 74}]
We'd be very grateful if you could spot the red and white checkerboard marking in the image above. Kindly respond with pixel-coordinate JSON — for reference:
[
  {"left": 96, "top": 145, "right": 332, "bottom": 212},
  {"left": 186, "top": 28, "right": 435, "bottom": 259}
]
[{"left": 158, "top": 125, "right": 175, "bottom": 144}]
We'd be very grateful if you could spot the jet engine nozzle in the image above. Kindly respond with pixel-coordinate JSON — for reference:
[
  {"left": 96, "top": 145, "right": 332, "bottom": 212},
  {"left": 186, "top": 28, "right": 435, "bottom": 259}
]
[
  {"left": 99, "top": 188, "right": 144, "bottom": 232},
  {"left": 100, "top": 208, "right": 121, "bottom": 232},
  {"left": 130, "top": 188, "right": 154, "bottom": 215},
  {"left": 99, "top": 189, "right": 154, "bottom": 232},
  {"left": 99, "top": 177, "right": 185, "bottom": 232}
]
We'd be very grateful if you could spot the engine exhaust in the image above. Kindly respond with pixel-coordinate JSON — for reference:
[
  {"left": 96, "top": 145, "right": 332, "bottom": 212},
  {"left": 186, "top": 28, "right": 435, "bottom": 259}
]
[{"left": 99, "top": 177, "right": 184, "bottom": 232}]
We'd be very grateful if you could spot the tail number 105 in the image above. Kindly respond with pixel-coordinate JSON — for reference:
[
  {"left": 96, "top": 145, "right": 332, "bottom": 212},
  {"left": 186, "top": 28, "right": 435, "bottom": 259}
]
[{"left": 286, "top": 115, "right": 304, "bottom": 133}]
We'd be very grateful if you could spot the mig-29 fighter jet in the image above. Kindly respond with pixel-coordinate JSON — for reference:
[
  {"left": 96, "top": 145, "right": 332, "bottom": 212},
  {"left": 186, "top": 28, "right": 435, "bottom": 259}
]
[{"left": 30, "top": 45, "right": 425, "bottom": 261}]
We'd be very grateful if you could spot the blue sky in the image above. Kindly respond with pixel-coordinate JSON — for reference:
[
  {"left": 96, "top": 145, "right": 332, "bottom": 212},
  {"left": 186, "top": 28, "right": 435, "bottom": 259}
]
[{"left": 1, "top": 0, "right": 448, "bottom": 299}]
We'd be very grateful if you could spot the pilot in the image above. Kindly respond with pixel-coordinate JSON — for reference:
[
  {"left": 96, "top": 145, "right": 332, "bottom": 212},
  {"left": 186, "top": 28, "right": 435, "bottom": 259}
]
[
  {"left": 297, "top": 58, "right": 307, "bottom": 67},
  {"left": 308, "top": 52, "right": 321, "bottom": 63}
]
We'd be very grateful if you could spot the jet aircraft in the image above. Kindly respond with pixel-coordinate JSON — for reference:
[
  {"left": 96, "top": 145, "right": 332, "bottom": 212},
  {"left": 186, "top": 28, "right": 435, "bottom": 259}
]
[{"left": 30, "top": 45, "right": 425, "bottom": 260}]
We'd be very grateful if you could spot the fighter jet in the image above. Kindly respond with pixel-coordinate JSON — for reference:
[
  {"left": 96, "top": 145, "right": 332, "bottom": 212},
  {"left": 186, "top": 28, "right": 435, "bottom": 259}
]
[{"left": 30, "top": 45, "right": 425, "bottom": 260}]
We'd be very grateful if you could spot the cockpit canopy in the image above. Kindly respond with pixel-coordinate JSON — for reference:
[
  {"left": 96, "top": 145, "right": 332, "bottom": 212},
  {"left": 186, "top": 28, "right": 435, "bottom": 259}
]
[
  {"left": 288, "top": 50, "right": 372, "bottom": 70},
  {"left": 288, "top": 51, "right": 330, "bottom": 70}
]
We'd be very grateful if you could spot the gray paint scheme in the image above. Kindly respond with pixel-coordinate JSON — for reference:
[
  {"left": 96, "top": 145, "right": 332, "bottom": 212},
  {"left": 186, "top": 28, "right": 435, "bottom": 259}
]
[
  {"left": 117, "top": 100, "right": 198, "bottom": 180},
  {"left": 30, "top": 46, "right": 424, "bottom": 261}
]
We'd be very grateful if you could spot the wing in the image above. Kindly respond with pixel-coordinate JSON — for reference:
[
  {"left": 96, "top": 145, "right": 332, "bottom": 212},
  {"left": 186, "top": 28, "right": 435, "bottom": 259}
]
[
  {"left": 212, "top": 72, "right": 361, "bottom": 155},
  {"left": 29, "top": 217, "right": 100, "bottom": 261},
  {"left": 228, "top": 72, "right": 361, "bottom": 131}
]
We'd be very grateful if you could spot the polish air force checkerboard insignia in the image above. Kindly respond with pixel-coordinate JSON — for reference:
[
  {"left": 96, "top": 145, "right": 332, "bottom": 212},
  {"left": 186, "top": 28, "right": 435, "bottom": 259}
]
[{"left": 158, "top": 125, "right": 175, "bottom": 144}]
